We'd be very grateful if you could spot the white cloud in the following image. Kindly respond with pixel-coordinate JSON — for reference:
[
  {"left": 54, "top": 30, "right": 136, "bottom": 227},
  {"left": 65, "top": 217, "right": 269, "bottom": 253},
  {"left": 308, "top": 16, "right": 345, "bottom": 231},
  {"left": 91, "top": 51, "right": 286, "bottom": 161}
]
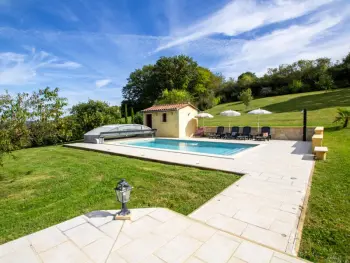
[
  {"left": 0, "top": 49, "right": 82, "bottom": 85},
  {"left": 46, "top": 61, "right": 82, "bottom": 69},
  {"left": 155, "top": 0, "right": 334, "bottom": 52},
  {"left": 95, "top": 79, "right": 111, "bottom": 89},
  {"left": 212, "top": 11, "right": 350, "bottom": 77}
]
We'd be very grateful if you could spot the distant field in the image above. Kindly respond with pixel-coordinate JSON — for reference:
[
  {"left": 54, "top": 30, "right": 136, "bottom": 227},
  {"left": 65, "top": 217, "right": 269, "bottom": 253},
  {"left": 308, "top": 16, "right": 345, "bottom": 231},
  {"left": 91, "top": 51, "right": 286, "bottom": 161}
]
[{"left": 204, "top": 89, "right": 350, "bottom": 127}]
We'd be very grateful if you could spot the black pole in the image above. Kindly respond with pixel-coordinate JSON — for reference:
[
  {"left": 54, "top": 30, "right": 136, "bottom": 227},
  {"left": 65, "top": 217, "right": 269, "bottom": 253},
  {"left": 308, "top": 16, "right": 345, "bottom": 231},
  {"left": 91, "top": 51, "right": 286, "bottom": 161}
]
[{"left": 303, "top": 109, "right": 307, "bottom": 141}]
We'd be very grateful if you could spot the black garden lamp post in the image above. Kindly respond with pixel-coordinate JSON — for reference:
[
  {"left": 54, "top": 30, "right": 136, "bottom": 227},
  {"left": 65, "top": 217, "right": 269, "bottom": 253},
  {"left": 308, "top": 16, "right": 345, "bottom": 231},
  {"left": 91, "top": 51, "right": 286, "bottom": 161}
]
[{"left": 114, "top": 179, "right": 133, "bottom": 219}]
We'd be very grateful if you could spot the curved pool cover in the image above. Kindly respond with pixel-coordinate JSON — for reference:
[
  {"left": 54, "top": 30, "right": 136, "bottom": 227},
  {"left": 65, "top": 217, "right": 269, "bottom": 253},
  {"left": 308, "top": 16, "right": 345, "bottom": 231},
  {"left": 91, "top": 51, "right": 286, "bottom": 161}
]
[{"left": 84, "top": 124, "right": 156, "bottom": 143}]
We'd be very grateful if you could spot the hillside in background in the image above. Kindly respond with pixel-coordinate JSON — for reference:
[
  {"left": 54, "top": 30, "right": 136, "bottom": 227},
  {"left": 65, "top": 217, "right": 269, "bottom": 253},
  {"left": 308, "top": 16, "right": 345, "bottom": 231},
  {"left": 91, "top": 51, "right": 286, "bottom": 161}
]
[{"left": 204, "top": 88, "right": 350, "bottom": 127}]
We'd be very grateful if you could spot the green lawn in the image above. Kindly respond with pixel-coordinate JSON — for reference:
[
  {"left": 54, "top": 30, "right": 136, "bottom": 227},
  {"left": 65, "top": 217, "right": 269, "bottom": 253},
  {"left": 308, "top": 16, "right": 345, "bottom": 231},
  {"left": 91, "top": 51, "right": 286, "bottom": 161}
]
[
  {"left": 299, "top": 127, "right": 350, "bottom": 263},
  {"left": 204, "top": 89, "right": 350, "bottom": 127},
  {"left": 0, "top": 146, "right": 239, "bottom": 244}
]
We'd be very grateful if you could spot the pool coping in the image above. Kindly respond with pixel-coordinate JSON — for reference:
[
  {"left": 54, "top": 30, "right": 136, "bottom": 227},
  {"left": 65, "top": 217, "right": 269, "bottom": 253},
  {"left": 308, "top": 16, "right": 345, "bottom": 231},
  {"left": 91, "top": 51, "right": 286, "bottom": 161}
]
[
  {"left": 106, "top": 137, "right": 263, "bottom": 160},
  {"left": 64, "top": 143, "right": 245, "bottom": 175}
]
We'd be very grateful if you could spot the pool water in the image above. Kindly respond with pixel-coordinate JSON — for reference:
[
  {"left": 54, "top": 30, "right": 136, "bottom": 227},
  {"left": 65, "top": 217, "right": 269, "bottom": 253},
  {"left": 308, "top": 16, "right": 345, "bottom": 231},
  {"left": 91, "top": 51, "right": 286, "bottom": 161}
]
[{"left": 121, "top": 139, "right": 256, "bottom": 156}]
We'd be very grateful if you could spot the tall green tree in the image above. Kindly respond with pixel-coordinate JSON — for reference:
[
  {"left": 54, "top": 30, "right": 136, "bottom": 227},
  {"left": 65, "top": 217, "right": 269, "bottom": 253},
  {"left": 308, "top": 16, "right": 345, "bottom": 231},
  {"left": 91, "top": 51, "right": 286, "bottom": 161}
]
[
  {"left": 131, "top": 108, "right": 135, "bottom": 123},
  {"left": 124, "top": 104, "right": 128, "bottom": 124},
  {"left": 156, "top": 89, "right": 193, "bottom": 104},
  {"left": 239, "top": 88, "right": 253, "bottom": 108},
  {"left": 122, "top": 55, "right": 221, "bottom": 111}
]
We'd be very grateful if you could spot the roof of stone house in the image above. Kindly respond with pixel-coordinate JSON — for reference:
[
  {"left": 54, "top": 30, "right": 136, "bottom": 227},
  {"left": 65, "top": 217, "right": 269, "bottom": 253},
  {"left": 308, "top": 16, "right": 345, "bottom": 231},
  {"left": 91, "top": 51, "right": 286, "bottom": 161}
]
[{"left": 142, "top": 103, "right": 198, "bottom": 112}]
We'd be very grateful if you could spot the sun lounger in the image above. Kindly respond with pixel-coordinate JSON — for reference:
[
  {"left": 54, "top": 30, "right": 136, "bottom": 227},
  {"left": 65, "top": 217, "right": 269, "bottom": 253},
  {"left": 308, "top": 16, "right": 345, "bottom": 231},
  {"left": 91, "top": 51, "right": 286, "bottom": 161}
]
[
  {"left": 237, "top": 126, "right": 252, "bottom": 140},
  {"left": 225, "top": 126, "right": 240, "bottom": 139},
  {"left": 255, "top": 127, "right": 271, "bottom": 141},
  {"left": 208, "top": 126, "right": 225, "bottom": 139}
]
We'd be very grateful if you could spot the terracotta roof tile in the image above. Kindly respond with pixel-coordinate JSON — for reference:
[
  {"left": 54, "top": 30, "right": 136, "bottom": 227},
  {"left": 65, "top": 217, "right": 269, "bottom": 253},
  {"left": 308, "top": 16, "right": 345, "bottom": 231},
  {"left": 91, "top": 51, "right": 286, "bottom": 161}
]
[{"left": 142, "top": 103, "right": 197, "bottom": 112}]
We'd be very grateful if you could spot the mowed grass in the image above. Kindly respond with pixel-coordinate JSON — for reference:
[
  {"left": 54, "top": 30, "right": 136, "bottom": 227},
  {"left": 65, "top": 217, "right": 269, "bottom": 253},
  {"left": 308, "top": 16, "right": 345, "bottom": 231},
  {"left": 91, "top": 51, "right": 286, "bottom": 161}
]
[
  {"left": 299, "top": 127, "right": 350, "bottom": 263},
  {"left": 0, "top": 146, "right": 239, "bottom": 244},
  {"left": 204, "top": 89, "right": 350, "bottom": 127}
]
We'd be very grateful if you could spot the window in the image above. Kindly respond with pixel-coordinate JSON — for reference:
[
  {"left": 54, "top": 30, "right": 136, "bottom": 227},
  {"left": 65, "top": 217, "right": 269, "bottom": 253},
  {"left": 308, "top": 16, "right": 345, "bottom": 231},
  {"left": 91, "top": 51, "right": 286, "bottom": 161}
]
[{"left": 162, "top": 113, "right": 167, "bottom": 122}]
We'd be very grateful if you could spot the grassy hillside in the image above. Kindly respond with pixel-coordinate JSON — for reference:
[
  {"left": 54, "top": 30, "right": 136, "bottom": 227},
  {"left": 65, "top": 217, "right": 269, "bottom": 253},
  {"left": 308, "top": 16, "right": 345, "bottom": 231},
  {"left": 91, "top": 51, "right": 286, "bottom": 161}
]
[{"left": 204, "top": 89, "right": 350, "bottom": 127}]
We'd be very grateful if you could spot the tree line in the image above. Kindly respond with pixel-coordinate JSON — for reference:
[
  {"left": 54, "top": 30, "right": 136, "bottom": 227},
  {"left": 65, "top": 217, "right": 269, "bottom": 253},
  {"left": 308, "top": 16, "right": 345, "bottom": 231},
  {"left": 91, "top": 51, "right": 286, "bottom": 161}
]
[
  {"left": 0, "top": 88, "right": 142, "bottom": 164},
  {"left": 122, "top": 53, "right": 350, "bottom": 110}
]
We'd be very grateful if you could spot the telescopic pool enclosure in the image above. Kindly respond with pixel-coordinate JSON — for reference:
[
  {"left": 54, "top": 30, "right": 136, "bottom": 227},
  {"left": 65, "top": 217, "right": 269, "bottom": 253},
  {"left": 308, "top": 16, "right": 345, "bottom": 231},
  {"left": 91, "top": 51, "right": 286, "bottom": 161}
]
[{"left": 84, "top": 124, "right": 156, "bottom": 144}]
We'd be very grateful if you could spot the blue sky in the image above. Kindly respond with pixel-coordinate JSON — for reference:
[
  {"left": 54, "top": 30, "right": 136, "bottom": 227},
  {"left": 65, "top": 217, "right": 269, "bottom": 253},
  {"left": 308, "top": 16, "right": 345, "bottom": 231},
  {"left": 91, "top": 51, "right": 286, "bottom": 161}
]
[{"left": 1, "top": 0, "right": 349, "bottom": 106}]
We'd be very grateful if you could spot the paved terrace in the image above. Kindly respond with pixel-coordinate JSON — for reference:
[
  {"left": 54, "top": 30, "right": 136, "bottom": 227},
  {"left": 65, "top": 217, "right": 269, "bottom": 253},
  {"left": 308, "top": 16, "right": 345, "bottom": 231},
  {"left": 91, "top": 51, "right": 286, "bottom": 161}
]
[
  {"left": 65, "top": 139, "right": 314, "bottom": 255},
  {"left": 0, "top": 208, "right": 310, "bottom": 263}
]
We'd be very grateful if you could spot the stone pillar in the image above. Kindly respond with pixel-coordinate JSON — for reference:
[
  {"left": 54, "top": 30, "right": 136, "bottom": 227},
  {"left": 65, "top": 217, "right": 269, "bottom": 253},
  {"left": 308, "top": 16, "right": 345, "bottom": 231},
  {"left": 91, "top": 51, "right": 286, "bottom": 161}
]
[
  {"left": 312, "top": 134, "right": 323, "bottom": 153},
  {"left": 314, "top": 127, "right": 324, "bottom": 135}
]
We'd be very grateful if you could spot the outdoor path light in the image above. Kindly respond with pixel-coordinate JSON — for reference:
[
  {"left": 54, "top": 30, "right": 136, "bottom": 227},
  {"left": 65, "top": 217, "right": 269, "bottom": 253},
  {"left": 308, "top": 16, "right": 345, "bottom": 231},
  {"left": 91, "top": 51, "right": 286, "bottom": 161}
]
[{"left": 114, "top": 179, "right": 133, "bottom": 220}]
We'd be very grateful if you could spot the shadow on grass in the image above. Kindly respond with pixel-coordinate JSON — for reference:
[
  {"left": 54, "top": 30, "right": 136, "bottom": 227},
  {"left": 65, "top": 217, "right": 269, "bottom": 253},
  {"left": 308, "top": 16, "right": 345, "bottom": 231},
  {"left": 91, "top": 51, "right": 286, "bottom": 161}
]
[{"left": 264, "top": 89, "right": 350, "bottom": 113}]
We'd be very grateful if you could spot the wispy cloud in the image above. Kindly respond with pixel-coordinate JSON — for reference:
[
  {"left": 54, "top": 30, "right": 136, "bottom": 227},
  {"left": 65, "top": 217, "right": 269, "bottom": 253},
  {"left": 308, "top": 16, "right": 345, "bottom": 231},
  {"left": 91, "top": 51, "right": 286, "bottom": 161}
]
[
  {"left": 155, "top": 0, "right": 334, "bottom": 52},
  {"left": 95, "top": 79, "right": 111, "bottom": 89},
  {"left": 0, "top": 48, "right": 81, "bottom": 85},
  {"left": 211, "top": 8, "right": 350, "bottom": 77}
]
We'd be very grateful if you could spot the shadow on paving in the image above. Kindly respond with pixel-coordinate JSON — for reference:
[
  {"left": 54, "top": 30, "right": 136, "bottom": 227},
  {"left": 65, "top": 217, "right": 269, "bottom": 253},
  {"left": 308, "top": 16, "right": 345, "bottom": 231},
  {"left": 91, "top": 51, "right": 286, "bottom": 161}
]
[
  {"left": 291, "top": 141, "right": 314, "bottom": 161},
  {"left": 264, "top": 89, "right": 350, "bottom": 113}
]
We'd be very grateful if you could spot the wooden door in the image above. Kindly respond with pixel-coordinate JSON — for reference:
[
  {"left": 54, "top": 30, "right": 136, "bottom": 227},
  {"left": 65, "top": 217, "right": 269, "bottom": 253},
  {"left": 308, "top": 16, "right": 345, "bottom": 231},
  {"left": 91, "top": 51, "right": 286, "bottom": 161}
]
[{"left": 146, "top": 114, "right": 152, "bottom": 128}]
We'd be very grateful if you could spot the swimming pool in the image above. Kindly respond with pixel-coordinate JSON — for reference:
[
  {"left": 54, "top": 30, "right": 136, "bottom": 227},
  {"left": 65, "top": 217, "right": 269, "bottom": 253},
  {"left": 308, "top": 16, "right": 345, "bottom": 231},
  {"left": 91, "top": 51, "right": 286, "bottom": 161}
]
[{"left": 121, "top": 139, "right": 256, "bottom": 156}]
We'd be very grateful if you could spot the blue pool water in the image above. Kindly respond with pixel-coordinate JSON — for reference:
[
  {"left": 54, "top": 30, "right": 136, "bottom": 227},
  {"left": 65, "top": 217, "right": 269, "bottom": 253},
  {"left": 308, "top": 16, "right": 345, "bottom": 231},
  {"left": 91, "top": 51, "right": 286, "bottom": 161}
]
[{"left": 122, "top": 139, "right": 256, "bottom": 156}]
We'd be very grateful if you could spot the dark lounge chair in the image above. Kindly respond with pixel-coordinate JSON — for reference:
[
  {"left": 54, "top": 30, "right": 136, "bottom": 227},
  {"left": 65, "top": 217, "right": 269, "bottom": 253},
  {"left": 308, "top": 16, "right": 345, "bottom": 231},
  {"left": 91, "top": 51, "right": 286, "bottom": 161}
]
[
  {"left": 208, "top": 126, "right": 225, "bottom": 139},
  {"left": 255, "top": 126, "right": 272, "bottom": 141},
  {"left": 225, "top": 126, "right": 240, "bottom": 139},
  {"left": 237, "top": 126, "right": 252, "bottom": 140}
]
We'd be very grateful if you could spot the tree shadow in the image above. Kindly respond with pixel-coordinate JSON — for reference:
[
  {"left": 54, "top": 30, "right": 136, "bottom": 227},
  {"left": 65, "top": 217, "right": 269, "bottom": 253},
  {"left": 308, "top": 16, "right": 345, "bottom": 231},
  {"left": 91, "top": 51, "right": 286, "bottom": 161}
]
[{"left": 264, "top": 89, "right": 350, "bottom": 113}]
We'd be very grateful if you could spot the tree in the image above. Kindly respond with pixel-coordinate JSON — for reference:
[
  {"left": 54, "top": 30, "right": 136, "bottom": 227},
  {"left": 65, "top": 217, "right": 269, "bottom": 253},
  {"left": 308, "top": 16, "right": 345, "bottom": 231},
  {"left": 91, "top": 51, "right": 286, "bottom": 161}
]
[
  {"left": 124, "top": 104, "right": 128, "bottom": 124},
  {"left": 134, "top": 112, "right": 143, "bottom": 125},
  {"left": 0, "top": 92, "right": 31, "bottom": 164},
  {"left": 122, "top": 55, "right": 222, "bottom": 111},
  {"left": 70, "top": 100, "right": 121, "bottom": 138},
  {"left": 316, "top": 73, "right": 334, "bottom": 91},
  {"left": 288, "top": 80, "right": 303, "bottom": 93},
  {"left": 239, "top": 88, "right": 253, "bottom": 108},
  {"left": 334, "top": 108, "right": 350, "bottom": 128},
  {"left": 28, "top": 87, "right": 69, "bottom": 146},
  {"left": 122, "top": 65, "right": 155, "bottom": 112},
  {"left": 156, "top": 89, "right": 193, "bottom": 104},
  {"left": 0, "top": 87, "right": 72, "bottom": 163},
  {"left": 237, "top": 72, "right": 257, "bottom": 87},
  {"left": 131, "top": 108, "right": 135, "bottom": 123}
]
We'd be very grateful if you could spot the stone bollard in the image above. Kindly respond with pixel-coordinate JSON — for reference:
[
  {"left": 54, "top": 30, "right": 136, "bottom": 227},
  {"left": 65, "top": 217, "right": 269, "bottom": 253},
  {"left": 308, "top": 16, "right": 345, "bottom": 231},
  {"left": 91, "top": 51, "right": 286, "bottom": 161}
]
[
  {"left": 312, "top": 134, "right": 323, "bottom": 153},
  {"left": 314, "top": 126, "right": 324, "bottom": 135}
]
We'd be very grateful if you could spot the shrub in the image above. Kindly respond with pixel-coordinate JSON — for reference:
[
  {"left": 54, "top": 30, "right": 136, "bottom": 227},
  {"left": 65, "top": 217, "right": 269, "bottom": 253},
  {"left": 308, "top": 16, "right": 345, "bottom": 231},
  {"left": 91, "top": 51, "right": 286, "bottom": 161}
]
[{"left": 134, "top": 112, "right": 143, "bottom": 125}]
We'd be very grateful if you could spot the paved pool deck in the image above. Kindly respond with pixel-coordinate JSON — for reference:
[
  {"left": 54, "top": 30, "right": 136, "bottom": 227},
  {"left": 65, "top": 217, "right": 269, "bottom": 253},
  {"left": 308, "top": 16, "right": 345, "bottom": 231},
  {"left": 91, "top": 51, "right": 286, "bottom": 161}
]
[
  {"left": 20, "top": 137, "right": 317, "bottom": 262},
  {"left": 0, "top": 208, "right": 311, "bottom": 263},
  {"left": 65, "top": 139, "right": 314, "bottom": 255}
]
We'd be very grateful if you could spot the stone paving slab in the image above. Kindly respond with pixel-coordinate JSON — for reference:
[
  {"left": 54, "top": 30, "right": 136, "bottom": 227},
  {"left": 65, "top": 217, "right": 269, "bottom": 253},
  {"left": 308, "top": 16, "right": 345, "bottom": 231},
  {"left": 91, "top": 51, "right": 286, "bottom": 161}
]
[
  {"left": 0, "top": 208, "right": 311, "bottom": 263},
  {"left": 66, "top": 139, "right": 314, "bottom": 255}
]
